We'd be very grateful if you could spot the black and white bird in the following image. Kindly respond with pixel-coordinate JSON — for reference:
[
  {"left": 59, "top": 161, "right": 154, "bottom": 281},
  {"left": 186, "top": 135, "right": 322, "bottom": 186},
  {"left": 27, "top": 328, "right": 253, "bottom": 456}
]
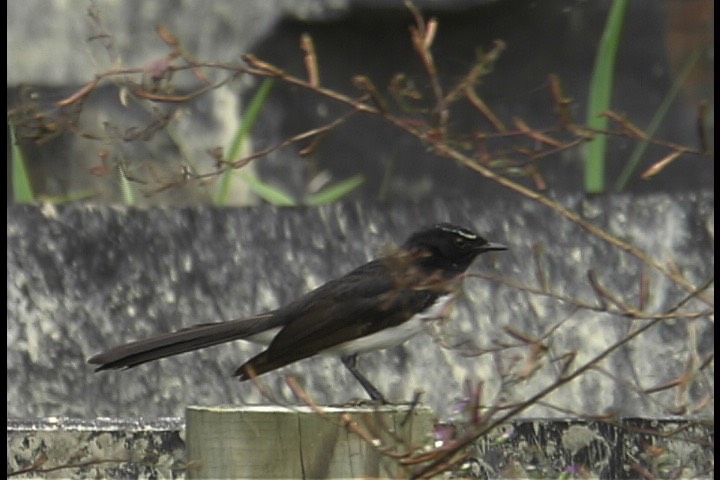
[{"left": 89, "top": 223, "right": 507, "bottom": 402}]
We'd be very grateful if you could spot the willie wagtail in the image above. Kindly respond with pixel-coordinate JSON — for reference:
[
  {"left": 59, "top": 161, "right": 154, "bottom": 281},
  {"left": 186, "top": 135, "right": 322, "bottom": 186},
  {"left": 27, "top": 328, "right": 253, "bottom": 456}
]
[{"left": 88, "top": 223, "right": 507, "bottom": 402}]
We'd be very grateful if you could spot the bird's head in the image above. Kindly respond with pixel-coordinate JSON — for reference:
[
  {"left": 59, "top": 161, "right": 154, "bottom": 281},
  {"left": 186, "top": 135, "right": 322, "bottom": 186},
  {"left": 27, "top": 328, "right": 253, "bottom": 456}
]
[{"left": 402, "top": 223, "right": 507, "bottom": 275}]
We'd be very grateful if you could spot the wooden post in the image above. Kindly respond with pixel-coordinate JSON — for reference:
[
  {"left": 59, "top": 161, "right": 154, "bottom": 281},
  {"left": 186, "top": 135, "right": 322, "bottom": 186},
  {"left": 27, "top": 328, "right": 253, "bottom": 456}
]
[{"left": 185, "top": 405, "right": 435, "bottom": 479}]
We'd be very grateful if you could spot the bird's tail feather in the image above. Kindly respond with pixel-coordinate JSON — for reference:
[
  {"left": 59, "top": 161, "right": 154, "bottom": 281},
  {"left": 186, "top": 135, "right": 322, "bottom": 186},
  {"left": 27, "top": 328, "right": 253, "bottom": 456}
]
[{"left": 88, "top": 314, "right": 274, "bottom": 371}]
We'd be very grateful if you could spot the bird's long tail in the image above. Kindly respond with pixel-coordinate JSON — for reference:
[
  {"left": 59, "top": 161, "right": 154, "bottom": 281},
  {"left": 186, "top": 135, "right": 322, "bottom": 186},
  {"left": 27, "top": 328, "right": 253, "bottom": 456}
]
[{"left": 88, "top": 313, "right": 275, "bottom": 371}]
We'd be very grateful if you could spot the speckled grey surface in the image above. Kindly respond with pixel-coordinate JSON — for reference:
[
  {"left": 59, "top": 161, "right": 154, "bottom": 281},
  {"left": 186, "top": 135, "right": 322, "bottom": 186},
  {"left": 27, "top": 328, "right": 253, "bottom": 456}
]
[
  {"left": 7, "top": 193, "right": 714, "bottom": 419},
  {"left": 7, "top": 417, "right": 185, "bottom": 478},
  {"left": 7, "top": 416, "right": 713, "bottom": 478}
]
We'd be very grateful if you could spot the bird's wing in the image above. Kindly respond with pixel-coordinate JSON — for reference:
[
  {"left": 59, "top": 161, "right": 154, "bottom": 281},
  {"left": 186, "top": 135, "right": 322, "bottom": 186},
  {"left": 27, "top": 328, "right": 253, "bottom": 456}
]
[{"left": 235, "top": 259, "right": 439, "bottom": 378}]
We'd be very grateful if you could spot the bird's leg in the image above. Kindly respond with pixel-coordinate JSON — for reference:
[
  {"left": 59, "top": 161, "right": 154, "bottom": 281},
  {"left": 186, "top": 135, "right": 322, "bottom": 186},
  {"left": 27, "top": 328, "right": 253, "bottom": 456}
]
[{"left": 341, "top": 355, "right": 388, "bottom": 404}]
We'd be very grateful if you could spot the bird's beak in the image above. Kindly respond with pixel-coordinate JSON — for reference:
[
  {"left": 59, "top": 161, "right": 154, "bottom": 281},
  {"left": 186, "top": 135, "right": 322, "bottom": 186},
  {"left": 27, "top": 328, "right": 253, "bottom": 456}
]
[{"left": 479, "top": 242, "right": 508, "bottom": 253}]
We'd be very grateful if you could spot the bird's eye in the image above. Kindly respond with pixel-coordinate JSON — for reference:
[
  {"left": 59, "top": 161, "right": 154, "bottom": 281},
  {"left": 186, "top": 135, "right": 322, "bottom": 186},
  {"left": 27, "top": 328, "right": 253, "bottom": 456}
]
[{"left": 454, "top": 237, "right": 466, "bottom": 247}]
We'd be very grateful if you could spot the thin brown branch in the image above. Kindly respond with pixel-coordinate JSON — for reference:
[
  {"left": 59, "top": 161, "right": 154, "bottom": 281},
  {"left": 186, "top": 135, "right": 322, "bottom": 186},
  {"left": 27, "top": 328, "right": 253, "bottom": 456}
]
[
  {"left": 55, "top": 78, "right": 101, "bottom": 107},
  {"left": 411, "top": 316, "right": 666, "bottom": 478},
  {"left": 404, "top": 0, "right": 447, "bottom": 133},
  {"left": 353, "top": 76, "right": 388, "bottom": 113},
  {"left": 465, "top": 87, "right": 507, "bottom": 132},
  {"left": 470, "top": 272, "right": 711, "bottom": 320},
  {"left": 445, "top": 40, "right": 506, "bottom": 105},
  {"left": 242, "top": 54, "right": 378, "bottom": 115},
  {"left": 643, "top": 352, "right": 714, "bottom": 395},
  {"left": 601, "top": 111, "right": 650, "bottom": 140},
  {"left": 55, "top": 68, "right": 144, "bottom": 107},
  {"left": 640, "top": 150, "right": 685, "bottom": 179},
  {"left": 512, "top": 117, "right": 565, "bottom": 148},
  {"left": 587, "top": 270, "right": 628, "bottom": 311},
  {"left": 189, "top": 107, "right": 361, "bottom": 184},
  {"left": 548, "top": 73, "right": 575, "bottom": 127},
  {"left": 300, "top": 33, "right": 320, "bottom": 87},
  {"left": 423, "top": 142, "right": 713, "bottom": 306},
  {"left": 696, "top": 100, "right": 709, "bottom": 153},
  {"left": 129, "top": 78, "right": 234, "bottom": 103},
  {"left": 582, "top": 125, "right": 704, "bottom": 156}
]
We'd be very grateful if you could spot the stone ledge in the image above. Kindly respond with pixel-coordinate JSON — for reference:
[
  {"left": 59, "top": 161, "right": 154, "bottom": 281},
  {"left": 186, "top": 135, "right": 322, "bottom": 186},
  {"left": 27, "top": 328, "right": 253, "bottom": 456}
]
[{"left": 7, "top": 415, "right": 713, "bottom": 479}]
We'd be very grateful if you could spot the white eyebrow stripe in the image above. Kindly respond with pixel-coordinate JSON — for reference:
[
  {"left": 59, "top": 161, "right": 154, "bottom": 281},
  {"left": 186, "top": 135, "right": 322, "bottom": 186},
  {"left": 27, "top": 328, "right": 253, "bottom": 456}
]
[{"left": 440, "top": 226, "right": 478, "bottom": 239}]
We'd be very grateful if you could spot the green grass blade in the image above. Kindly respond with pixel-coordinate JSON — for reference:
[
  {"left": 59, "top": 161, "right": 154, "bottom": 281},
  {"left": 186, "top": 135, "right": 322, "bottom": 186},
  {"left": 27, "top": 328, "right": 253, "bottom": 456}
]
[
  {"left": 41, "top": 190, "right": 97, "bottom": 203},
  {"left": 306, "top": 174, "right": 365, "bottom": 206},
  {"left": 584, "top": 0, "right": 628, "bottom": 193},
  {"left": 115, "top": 157, "right": 135, "bottom": 206},
  {"left": 613, "top": 49, "right": 702, "bottom": 191},
  {"left": 215, "top": 78, "right": 275, "bottom": 205},
  {"left": 238, "top": 172, "right": 296, "bottom": 206},
  {"left": 9, "top": 122, "right": 35, "bottom": 203},
  {"left": 228, "top": 79, "right": 275, "bottom": 163}
]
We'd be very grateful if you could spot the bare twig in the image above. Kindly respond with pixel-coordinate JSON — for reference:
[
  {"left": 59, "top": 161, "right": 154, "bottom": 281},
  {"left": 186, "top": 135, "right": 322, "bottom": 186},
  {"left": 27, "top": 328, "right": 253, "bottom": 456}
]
[{"left": 300, "top": 33, "right": 320, "bottom": 87}]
